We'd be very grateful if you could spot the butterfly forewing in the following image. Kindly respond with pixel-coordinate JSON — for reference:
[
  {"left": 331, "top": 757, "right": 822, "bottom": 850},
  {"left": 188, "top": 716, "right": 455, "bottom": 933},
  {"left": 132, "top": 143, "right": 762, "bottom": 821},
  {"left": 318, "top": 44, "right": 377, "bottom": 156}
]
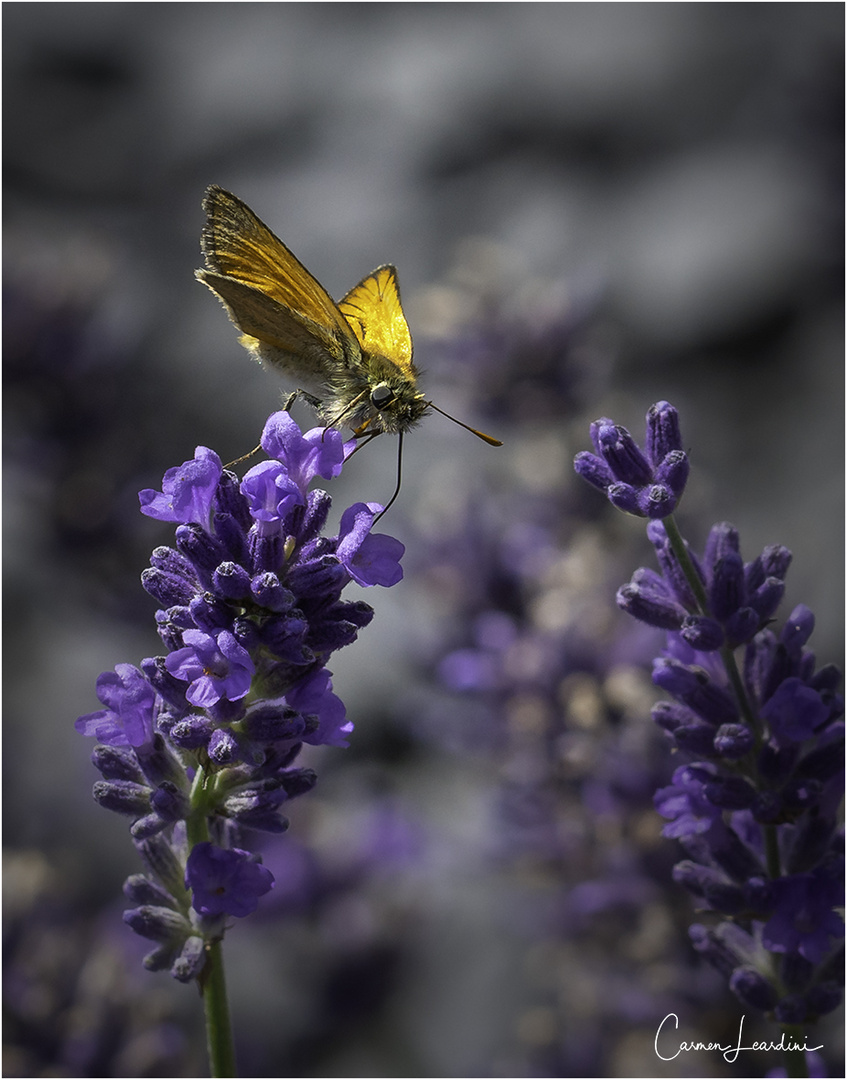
[
  {"left": 338, "top": 266, "right": 414, "bottom": 376},
  {"left": 200, "top": 186, "right": 357, "bottom": 347}
]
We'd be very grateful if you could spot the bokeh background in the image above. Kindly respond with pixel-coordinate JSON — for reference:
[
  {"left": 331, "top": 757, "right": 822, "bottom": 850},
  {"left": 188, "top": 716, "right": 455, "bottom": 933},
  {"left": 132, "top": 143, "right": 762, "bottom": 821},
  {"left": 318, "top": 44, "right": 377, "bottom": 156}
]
[{"left": 4, "top": 4, "right": 843, "bottom": 1077}]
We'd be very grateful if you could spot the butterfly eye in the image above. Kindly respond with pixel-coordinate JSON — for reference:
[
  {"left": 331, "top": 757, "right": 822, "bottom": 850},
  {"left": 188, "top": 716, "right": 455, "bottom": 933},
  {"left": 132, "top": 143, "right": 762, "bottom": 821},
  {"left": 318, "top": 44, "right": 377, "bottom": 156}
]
[{"left": 370, "top": 384, "right": 394, "bottom": 409}]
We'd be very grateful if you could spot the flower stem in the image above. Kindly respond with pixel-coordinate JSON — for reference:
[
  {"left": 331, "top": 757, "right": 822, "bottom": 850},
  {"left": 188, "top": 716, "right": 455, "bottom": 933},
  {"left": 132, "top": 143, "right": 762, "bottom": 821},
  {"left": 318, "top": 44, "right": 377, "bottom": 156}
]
[
  {"left": 782, "top": 1025, "right": 809, "bottom": 1079},
  {"left": 763, "top": 821, "right": 782, "bottom": 879},
  {"left": 187, "top": 763, "right": 237, "bottom": 1076},
  {"left": 202, "top": 937, "right": 237, "bottom": 1077},
  {"left": 662, "top": 514, "right": 709, "bottom": 612},
  {"left": 663, "top": 514, "right": 759, "bottom": 731}
]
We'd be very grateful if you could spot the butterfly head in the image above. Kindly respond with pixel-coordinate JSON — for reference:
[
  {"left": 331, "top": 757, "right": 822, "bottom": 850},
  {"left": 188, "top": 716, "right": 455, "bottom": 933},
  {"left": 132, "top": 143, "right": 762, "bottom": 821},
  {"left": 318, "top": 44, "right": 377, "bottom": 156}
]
[{"left": 351, "top": 373, "right": 429, "bottom": 436}]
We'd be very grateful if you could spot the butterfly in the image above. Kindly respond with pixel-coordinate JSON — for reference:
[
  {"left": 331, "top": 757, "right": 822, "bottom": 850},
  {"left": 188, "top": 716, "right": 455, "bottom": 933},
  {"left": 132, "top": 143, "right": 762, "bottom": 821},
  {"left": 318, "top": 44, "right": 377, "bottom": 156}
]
[{"left": 195, "top": 185, "right": 501, "bottom": 446}]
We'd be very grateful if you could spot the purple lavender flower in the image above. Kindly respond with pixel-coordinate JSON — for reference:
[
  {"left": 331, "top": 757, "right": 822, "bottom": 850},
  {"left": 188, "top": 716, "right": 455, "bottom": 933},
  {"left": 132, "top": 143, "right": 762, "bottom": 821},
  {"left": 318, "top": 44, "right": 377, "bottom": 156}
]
[
  {"left": 336, "top": 502, "right": 405, "bottom": 587},
  {"left": 763, "top": 867, "right": 845, "bottom": 964},
  {"left": 75, "top": 664, "right": 156, "bottom": 747},
  {"left": 616, "top": 520, "right": 793, "bottom": 650},
  {"left": 185, "top": 842, "right": 274, "bottom": 918},
  {"left": 258, "top": 409, "right": 351, "bottom": 491},
  {"left": 138, "top": 446, "right": 222, "bottom": 528},
  {"left": 286, "top": 667, "right": 353, "bottom": 747},
  {"left": 573, "top": 401, "right": 689, "bottom": 518},
  {"left": 165, "top": 629, "right": 255, "bottom": 707},
  {"left": 575, "top": 401, "right": 844, "bottom": 1031},
  {"left": 654, "top": 763, "right": 724, "bottom": 838},
  {"left": 76, "top": 410, "right": 405, "bottom": 983},
  {"left": 239, "top": 459, "right": 306, "bottom": 529}
]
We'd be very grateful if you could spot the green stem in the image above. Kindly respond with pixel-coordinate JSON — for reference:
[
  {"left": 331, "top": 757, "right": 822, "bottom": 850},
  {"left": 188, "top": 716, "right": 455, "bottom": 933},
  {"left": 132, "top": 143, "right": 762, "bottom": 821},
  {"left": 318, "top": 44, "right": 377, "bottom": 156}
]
[
  {"left": 185, "top": 761, "right": 237, "bottom": 1076},
  {"left": 763, "top": 821, "right": 782, "bottom": 879},
  {"left": 202, "top": 938, "right": 237, "bottom": 1077},
  {"left": 719, "top": 642, "right": 759, "bottom": 733},
  {"left": 782, "top": 1024, "right": 809, "bottom": 1079},
  {"left": 662, "top": 514, "right": 710, "bottom": 612}
]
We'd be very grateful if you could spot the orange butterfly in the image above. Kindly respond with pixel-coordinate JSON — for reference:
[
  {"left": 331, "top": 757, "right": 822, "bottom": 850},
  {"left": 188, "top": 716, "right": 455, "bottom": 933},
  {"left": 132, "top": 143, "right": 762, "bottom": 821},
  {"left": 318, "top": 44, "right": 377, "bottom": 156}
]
[{"left": 196, "top": 185, "right": 501, "bottom": 445}]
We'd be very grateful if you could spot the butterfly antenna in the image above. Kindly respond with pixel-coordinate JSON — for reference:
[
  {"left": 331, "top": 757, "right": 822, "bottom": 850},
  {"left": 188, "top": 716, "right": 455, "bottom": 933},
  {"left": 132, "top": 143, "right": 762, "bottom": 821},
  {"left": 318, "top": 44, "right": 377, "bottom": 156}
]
[
  {"left": 426, "top": 402, "right": 502, "bottom": 446},
  {"left": 373, "top": 432, "right": 404, "bottom": 523}
]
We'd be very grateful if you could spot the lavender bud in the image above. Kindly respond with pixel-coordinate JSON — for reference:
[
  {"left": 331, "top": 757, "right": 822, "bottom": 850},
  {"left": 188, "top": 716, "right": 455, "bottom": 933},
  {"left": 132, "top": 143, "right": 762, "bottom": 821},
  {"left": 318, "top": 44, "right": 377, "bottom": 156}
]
[
  {"left": 713, "top": 723, "right": 754, "bottom": 759},
  {"left": 645, "top": 401, "right": 684, "bottom": 463},
  {"left": 730, "top": 968, "right": 778, "bottom": 1011},
  {"left": 93, "top": 779, "right": 151, "bottom": 817},
  {"left": 141, "top": 568, "right": 196, "bottom": 607},
  {"left": 654, "top": 450, "right": 689, "bottom": 499},
  {"left": 123, "top": 904, "right": 192, "bottom": 944},
  {"left": 175, "top": 523, "right": 227, "bottom": 583},
  {"left": 171, "top": 935, "right": 208, "bottom": 983},
  {"left": 607, "top": 482, "right": 641, "bottom": 515},
  {"left": 680, "top": 615, "right": 724, "bottom": 651},
  {"left": 123, "top": 874, "right": 179, "bottom": 909},
  {"left": 92, "top": 744, "right": 145, "bottom": 783},
  {"left": 573, "top": 451, "right": 615, "bottom": 491}
]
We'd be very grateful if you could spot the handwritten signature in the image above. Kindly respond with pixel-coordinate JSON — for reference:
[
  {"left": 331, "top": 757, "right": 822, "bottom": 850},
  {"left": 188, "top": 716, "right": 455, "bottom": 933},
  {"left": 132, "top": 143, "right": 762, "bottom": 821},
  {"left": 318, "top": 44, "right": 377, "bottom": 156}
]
[{"left": 654, "top": 1012, "right": 823, "bottom": 1064}]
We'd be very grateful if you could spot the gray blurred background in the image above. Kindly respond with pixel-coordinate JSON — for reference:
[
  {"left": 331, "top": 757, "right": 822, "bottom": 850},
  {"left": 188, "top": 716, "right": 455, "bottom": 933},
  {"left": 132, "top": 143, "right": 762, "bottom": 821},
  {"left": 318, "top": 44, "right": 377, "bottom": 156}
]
[{"left": 4, "top": 4, "right": 843, "bottom": 1077}]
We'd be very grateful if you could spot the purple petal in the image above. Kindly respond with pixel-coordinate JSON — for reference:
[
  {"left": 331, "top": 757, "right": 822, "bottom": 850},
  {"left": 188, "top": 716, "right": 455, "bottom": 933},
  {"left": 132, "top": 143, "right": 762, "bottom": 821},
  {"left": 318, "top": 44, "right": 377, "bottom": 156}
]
[{"left": 139, "top": 447, "right": 222, "bottom": 527}]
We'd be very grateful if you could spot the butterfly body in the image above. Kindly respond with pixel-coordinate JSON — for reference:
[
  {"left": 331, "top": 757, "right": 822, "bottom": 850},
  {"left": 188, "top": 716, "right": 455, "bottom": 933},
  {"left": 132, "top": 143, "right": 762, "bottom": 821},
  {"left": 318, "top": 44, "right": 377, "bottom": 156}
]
[{"left": 196, "top": 186, "right": 428, "bottom": 437}]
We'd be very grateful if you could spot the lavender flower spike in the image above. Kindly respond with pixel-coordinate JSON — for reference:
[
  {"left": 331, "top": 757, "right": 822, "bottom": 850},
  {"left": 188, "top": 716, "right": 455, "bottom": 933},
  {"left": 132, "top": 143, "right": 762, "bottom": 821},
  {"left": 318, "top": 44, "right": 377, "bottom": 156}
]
[
  {"left": 575, "top": 401, "right": 844, "bottom": 1046},
  {"left": 76, "top": 410, "right": 405, "bottom": 985}
]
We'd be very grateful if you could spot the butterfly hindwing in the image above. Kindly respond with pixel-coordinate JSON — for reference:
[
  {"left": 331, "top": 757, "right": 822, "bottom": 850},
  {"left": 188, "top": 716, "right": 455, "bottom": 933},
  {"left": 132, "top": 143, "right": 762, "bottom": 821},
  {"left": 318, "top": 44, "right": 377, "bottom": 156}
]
[
  {"left": 338, "top": 265, "right": 415, "bottom": 377},
  {"left": 195, "top": 268, "right": 351, "bottom": 388}
]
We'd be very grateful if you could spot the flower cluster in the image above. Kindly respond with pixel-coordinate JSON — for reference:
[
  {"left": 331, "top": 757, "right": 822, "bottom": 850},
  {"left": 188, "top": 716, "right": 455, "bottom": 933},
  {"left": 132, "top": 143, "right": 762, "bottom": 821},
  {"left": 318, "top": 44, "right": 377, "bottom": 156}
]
[
  {"left": 573, "top": 400, "right": 690, "bottom": 518},
  {"left": 575, "top": 402, "right": 844, "bottom": 1029},
  {"left": 76, "top": 411, "right": 405, "bottom": 982}
]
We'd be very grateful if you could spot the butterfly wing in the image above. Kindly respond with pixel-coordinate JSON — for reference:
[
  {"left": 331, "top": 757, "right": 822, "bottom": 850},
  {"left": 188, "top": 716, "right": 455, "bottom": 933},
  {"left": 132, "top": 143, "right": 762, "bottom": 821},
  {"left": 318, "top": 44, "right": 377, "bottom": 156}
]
[
  {"left": 337, "top": 265, "right": 415, "bottom": 377},
  {"left": 196, "top": 268, "right": 354, "bottom": 389},
  {"left": 197, "top": 185, "right": 360, "bottom": 381}
]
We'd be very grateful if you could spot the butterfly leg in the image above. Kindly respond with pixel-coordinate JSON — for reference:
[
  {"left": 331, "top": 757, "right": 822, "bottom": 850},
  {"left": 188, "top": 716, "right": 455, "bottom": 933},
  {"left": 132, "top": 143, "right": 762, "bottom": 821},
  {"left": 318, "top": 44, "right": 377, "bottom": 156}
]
[
  {"left": 225, "top": 445, "right": 262, "bottom": 469},
  {"left": 282, "top": 389, "right": 323, "bottom": 413}
]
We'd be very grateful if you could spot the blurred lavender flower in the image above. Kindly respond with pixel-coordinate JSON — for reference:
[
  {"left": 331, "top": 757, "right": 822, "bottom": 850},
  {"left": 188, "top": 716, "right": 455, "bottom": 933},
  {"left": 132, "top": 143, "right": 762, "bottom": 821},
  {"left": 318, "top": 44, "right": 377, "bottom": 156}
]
[
  {"left": 575, "top": 402, "right": 844, "bottom": 1035},
  {"left": 3, "top": 850, "right": 202, "bottom": 1077},
  {"left": 75, "top": 410, "right": 405, "bottom": 983},
  {"left": 419, "top": 244, "right": 607, "bottom": 427},
  {"left": 401, "top": 424, "right": 720, "bottom": 1075}
]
